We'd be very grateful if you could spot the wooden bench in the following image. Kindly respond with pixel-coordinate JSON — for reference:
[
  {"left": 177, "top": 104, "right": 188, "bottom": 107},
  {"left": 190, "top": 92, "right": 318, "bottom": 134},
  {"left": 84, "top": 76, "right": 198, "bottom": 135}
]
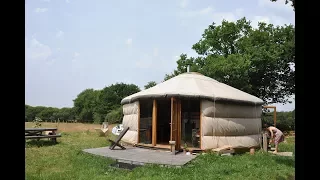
[
  {"left": 25, "top": 134, "right": 61, "bottom": 143},
  {"left": 25, "top": 128, "right": 61, "bottom": 143}
]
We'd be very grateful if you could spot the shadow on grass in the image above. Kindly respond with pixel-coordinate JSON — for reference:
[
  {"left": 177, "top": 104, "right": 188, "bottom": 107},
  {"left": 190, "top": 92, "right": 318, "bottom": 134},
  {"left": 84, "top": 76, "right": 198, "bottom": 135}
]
[
  {"left": 26, "top": 140, "right": 59, "bottom": 147},
  {"left": 274, "top": 156, "right": 295, "bottom": 168},
  {"left": 275, "top": 174, "right": 295, "bottom": 180}
]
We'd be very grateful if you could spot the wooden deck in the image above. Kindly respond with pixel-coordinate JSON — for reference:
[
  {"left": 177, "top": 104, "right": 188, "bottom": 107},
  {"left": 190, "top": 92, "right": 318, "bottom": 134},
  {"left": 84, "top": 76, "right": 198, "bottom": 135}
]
[
  {"left": 135, "top": 143, "right": 202, "bottom": 153},
  {"left": 83, "top": 146, "right": 197, "bottom": 166}
]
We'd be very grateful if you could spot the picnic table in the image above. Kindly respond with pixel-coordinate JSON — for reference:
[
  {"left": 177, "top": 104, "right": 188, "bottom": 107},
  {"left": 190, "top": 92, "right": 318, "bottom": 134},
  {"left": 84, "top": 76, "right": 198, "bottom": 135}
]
[{"left": 25, "top": 128, "right": 61, "bottom": 143}]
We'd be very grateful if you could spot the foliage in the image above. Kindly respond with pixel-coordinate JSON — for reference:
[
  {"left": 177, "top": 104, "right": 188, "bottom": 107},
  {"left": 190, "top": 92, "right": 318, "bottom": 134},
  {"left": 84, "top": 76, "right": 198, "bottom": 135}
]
[
  {"left": 144, "top": 81, "right": 157, "bottom": 89},
  {"left": 25, "top": 83, "right": 139, "bottom": 123},
  {"left": 73, "top": 89, "right": 101, "bottom": 122},
  {"left": 105, "top": 106, "right": 123, "bottom": 124},
  {"left": 95, "top": 83, "right": 140, "bottom": 119},
  {"left": 93, "top": 112, "right": 103, "bottom": 124},
  {"left": 70, "top": 83, "right": 140, "bottom": 123},
  {"left": 25, "top": 130, "right": 295, "bottom": 180},
  {"left": 165, "top": 17, "right": 295, "bottom": 105},
  {"left": 262, "top": 110, "right": 295, "bottom": 131},
  {"left": 25, "top": 105, "right": 46, "bottom": 122},
  {"left": 33, "top": 117, "right": 42, "bottom": 128}
]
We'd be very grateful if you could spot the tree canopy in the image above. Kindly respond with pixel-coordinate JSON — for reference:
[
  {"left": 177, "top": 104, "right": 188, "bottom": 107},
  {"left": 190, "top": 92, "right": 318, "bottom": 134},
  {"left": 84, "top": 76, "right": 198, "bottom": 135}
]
[
  {"left": 144, "top": 81, "right": 157, "bottom": 89},
  {"left": 165, "top": 17, "right": 295, "bottom": 105}
]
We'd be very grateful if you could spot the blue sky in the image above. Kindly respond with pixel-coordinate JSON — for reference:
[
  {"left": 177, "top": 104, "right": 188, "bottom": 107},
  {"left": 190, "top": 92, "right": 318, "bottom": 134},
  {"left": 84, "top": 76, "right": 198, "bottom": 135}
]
[{"left": 25, "top": 0, "right": 295, "bottom": 111}]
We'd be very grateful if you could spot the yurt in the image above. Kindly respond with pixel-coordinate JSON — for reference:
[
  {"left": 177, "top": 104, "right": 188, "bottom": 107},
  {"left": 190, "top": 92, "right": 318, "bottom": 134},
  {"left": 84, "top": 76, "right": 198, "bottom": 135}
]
[{"left": 120, "top": 72, "right": 264, "bottom": 151}]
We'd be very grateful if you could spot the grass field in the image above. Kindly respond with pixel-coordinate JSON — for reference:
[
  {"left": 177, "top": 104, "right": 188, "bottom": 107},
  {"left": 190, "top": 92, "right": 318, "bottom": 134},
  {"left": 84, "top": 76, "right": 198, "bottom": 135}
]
[{"left": 25, "top": 123, "right": 295, "bottom": 180}]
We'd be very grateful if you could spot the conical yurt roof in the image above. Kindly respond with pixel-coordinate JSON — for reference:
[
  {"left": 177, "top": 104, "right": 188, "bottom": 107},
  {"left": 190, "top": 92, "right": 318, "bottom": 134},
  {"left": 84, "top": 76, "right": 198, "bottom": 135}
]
[{"left": 121, "top": 72, "right": 264, "bottom": 105}]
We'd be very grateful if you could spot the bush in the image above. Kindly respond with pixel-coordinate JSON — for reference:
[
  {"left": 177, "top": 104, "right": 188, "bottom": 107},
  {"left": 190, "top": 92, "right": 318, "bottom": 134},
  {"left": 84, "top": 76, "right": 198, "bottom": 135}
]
[
  {"left": 33, "top": 117, "right": 42, "bottom": 128},
  {"left": 93, "top": 112, "right": 103, "bottom": 124},
  {"left": 105, "top": 106, "right": 123, "bottom": 124}
]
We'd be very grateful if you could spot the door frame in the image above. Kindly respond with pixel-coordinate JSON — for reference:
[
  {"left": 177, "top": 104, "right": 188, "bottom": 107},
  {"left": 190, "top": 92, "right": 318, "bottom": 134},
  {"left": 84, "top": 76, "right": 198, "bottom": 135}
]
[{"left": 170, "top": 97, "right": 181, "bottom": 151}]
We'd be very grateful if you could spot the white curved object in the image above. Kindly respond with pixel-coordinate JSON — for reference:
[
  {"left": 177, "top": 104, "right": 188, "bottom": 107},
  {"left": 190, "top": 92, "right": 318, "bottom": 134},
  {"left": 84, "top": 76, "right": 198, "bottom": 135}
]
[{"left": 112, "top": 124, "right": 124, "bottom": 136}]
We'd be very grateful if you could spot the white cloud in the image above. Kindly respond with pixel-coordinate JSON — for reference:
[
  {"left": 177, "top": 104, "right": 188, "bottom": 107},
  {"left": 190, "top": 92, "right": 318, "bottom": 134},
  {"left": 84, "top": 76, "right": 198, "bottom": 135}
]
[
  {"left": 251, "top": 15, "right": 293, "bottom": 28},
  {"left": 73, "top": 52, "right": 80, "bottom": 58},
  {"left": 258, "top": 0, "right": 292, "bottom": 12},
  {"left": 199, "top": 7, "right": 213, "bottom": 14},
  {"left": 135, "top": 59, "right": 152, "bottom": 69},
  {"left": 34, "top": 8, "right": 48, "bottom": 13},
  {"left": 213, "top": 12, "right": 236, "bottom": 23},
  {"left": 172, "top": 55, "right": 181, "bottom": 65},
  {"left": 153, "top": 48, "right": 159, "bottom": 57},
  {"left": 64, "top": 13, "right": 72, "bottom": 17},
  {"left": 56, "top": 30, "right": 64, "bottom": 38},
  {"left": 235, "top": 8, "right": 244, "bottom": 17},
  {"left": 178, "top": 6, "right": 213, "bottom": 18},
  {"left": 179, "top": 0, "right": 188, "bottom": 8},
  {"left": 252, "top": 16, "right": 271, "bottom": 28},
  {"left": 135, "top": 54, "right": 154, "bottom": 69},
  {"left": 126, "top": 38, "right": 133, "bottom": 46},
  {"left": 72, "top": 52, "right": 80, "bottom": 62},
  {"left": 269, "top": 15, "right": 293, "bottom": 26},
  {"left": 46, "top": 58, "right": 55, "bottom": 65},
  {"left": 26, "top": 38, "right": 52, "bottom": 61},
  {"left": 66, "top": 0, "right": 70, "bottom": 3}
]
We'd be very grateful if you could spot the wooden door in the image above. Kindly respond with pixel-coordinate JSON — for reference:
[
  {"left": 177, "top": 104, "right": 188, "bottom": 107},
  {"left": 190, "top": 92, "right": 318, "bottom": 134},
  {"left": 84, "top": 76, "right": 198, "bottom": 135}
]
[{"left": 171, "top": 97, "right": 181, "bottom": 150}]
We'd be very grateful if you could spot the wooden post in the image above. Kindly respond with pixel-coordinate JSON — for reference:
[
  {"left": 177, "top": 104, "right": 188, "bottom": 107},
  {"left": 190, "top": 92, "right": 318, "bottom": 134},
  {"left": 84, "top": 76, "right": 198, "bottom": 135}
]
[
  {"left": 177, "top": 99, "right": 181, "bottom": 150},
  {"left": 137, "top": 102, "right": 140, "bottom": 143},
  {"left": 152, "top": 99, "right": 157, "bottom": 146},
  {"left": 263, "top": 106, "right": 277, "bottom": 127},
  {"left": 273, "top": 107, "right": 277, "bottom": 127},
  {"left": 262, "top": 133, "right": 268, "bottom": 152},
  {"left": 199, "top": 101, "right": 202, "bottom": 149}
]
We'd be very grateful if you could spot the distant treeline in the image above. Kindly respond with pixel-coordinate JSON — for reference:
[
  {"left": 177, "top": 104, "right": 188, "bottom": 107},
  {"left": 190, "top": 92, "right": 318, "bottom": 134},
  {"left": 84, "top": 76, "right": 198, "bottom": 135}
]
[
  {"left": 262, "top": 110, "right": 295, "bottom": 131},
  {"left": 25, "top": 83, "right": 140, "bottom": 124}
]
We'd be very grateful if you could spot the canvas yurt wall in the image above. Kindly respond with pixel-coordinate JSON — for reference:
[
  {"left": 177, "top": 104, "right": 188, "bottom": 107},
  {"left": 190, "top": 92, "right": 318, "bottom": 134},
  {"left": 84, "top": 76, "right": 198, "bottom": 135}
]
[
  {"left": 201, "top": 100, "right": 262, "bottom": 150},
  {"left": 121, "top": 101, "right": 139, "bottom": 144}
]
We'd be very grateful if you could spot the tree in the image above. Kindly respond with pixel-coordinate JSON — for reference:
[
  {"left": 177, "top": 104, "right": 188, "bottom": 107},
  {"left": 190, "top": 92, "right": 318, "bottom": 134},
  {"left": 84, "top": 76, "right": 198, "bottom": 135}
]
[
  {"left": 25, "top": 105, "right": 47, "bottom": 121},
  {"left": 166, "top": 17, "right": 295, "bottom": 104},
  {"left": 95, "top": 83, "right": 140, "bottom": 118},
  {"left": 262, "top": 110, "right": 295, "bottom": 131},
  {"left": 73, "top": 89, "right": 101, "bottom": 122},
  {"left": 93, "top": 112, "right": 103, "bottom": 124},
  {"left": 105, "top": 106, "right": 123, "bottom": 124},
  {"left": 144, "top": 81, "right": 157, "bottom": 89},
  {"left": 270, "top": 0, "right": 295, "bottom": 11},
  {"left": 55, "top": 107, "right": 75, "bottom": 121},
  {"left": 37, "top": 107, "right": 60, "bottom": 121}
]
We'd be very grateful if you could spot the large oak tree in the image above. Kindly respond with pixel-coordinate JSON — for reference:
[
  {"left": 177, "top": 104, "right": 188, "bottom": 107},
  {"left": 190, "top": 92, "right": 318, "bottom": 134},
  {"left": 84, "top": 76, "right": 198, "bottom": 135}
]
[{"left": 165, "top": 17, "right": 295, "bottom": 105}]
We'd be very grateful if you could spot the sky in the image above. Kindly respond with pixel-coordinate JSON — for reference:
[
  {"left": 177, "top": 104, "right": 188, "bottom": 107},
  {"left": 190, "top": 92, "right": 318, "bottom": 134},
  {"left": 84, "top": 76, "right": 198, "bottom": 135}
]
[{"left": 25, "top": 0, "right": 295, "bottom": 112}]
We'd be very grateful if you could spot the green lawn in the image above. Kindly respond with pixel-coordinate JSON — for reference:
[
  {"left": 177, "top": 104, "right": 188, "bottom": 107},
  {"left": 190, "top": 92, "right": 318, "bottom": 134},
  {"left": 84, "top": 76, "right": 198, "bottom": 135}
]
[{"left": 25, "top": 131, "right": 295, "bottom": 180}]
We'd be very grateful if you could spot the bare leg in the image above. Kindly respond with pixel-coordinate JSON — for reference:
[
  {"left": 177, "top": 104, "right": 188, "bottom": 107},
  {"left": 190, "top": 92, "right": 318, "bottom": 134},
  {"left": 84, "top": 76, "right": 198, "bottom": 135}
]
[{"left": 273, "top": 144, "right": 278, "bottom": 153}]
